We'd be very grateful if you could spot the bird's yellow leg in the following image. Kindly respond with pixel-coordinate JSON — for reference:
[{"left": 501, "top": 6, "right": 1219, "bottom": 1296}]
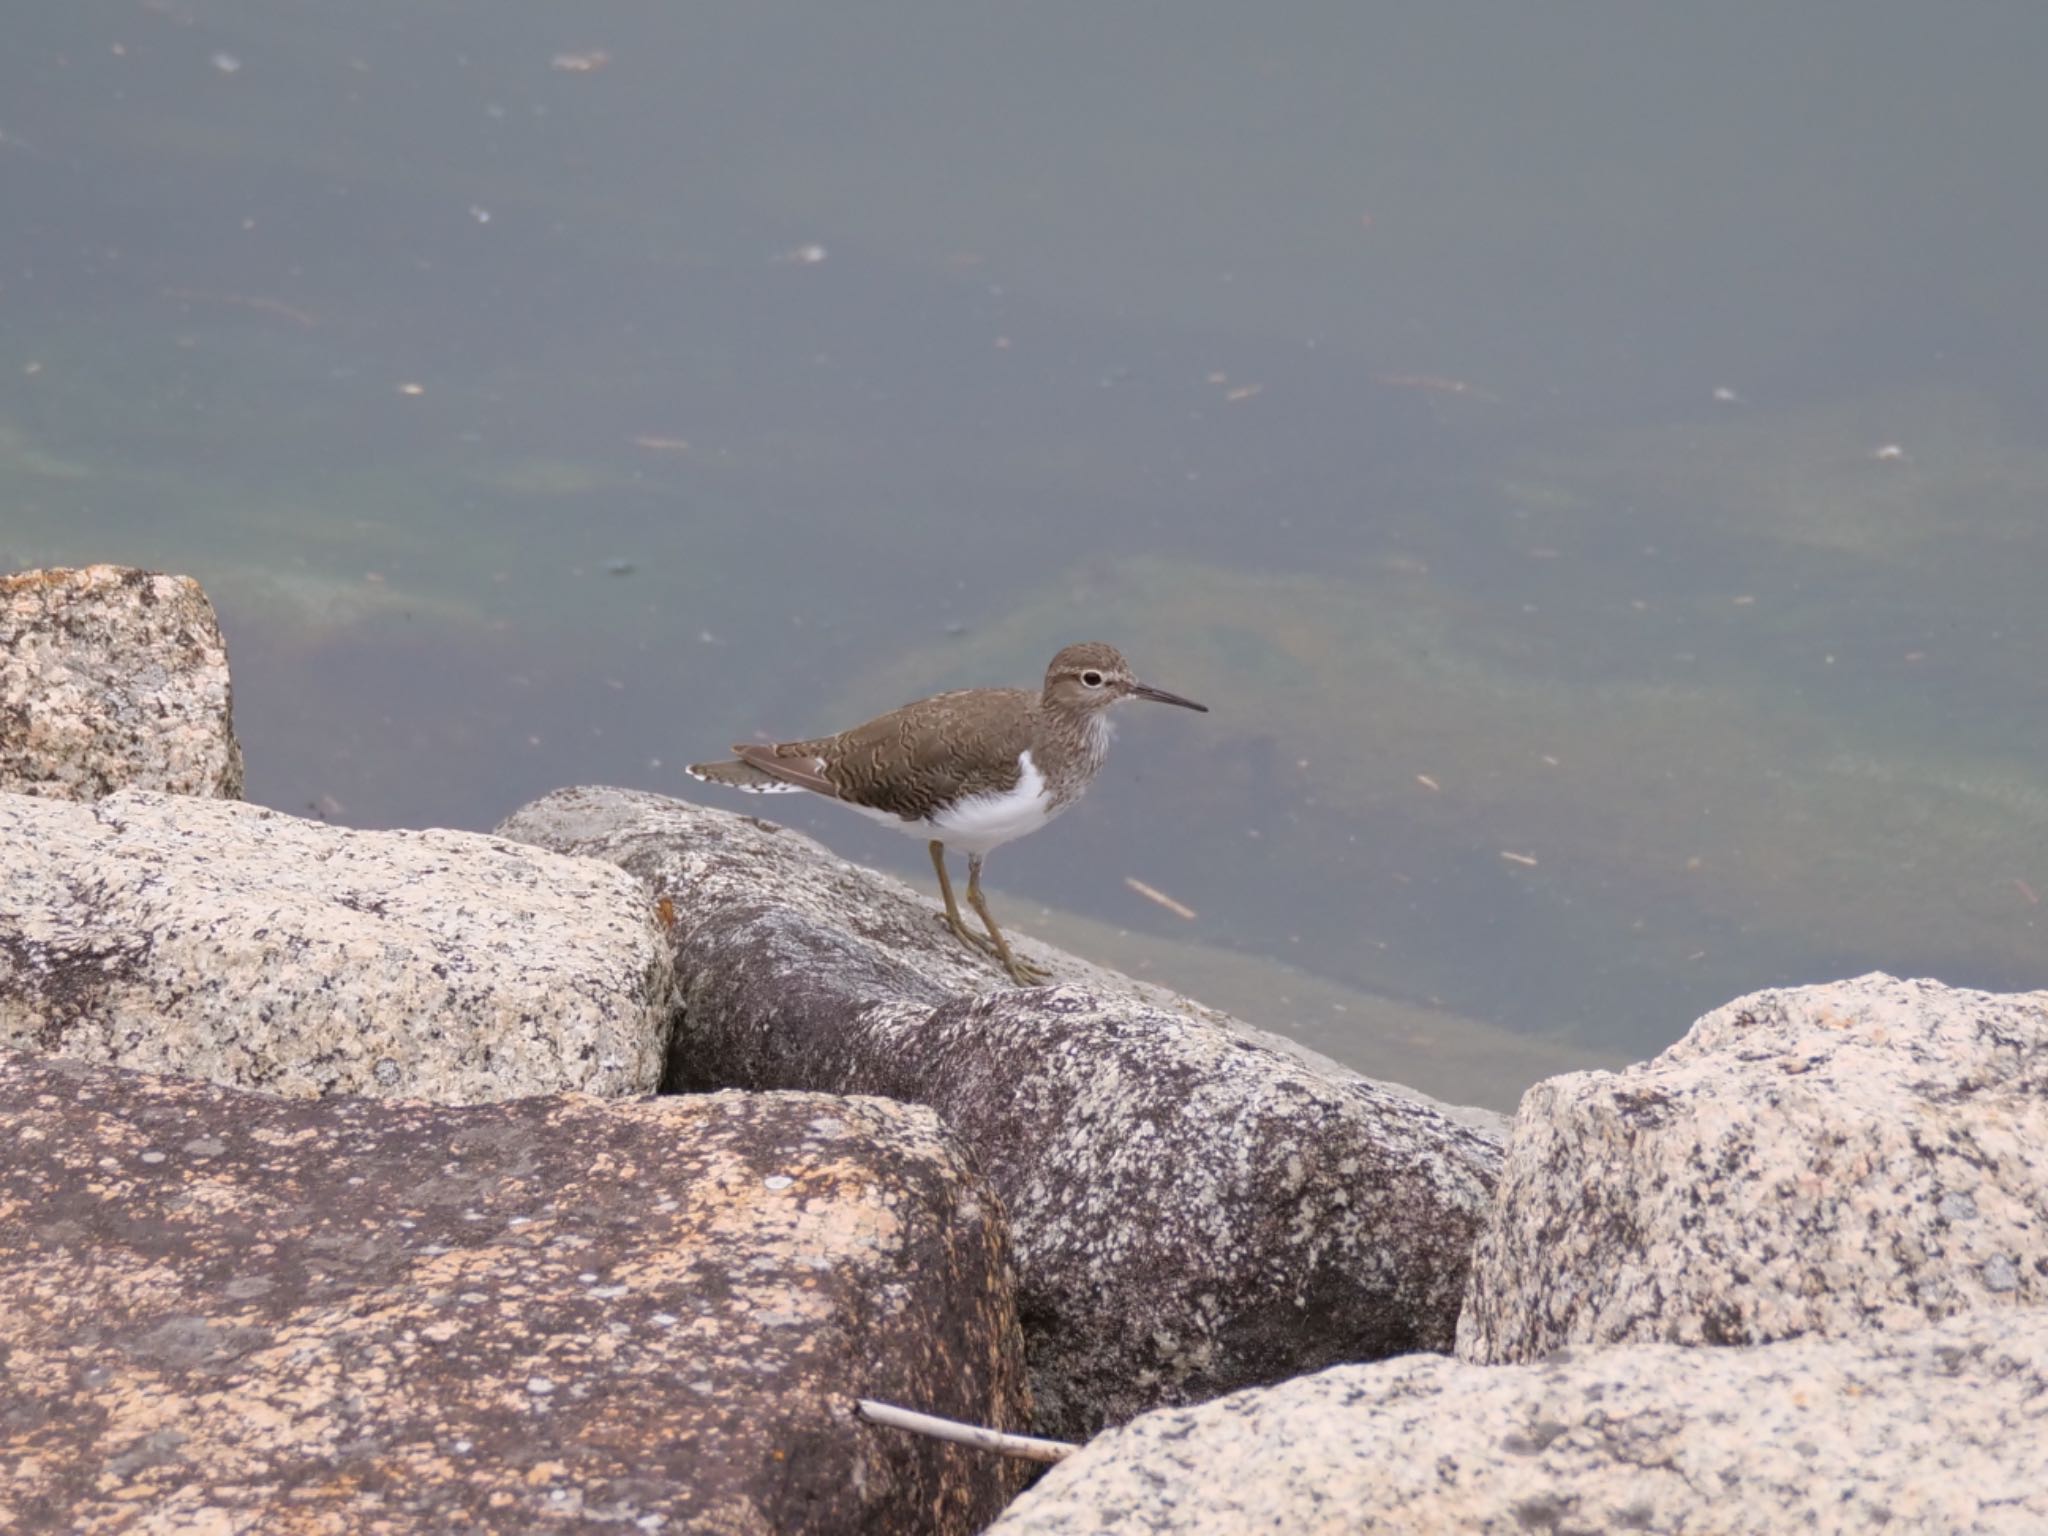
[
  {"left": 930, "top": 840, "right": 997, "bottom": 956},
  {"left": 967, "top": 853, "right": 1050, "bottom": 984}
]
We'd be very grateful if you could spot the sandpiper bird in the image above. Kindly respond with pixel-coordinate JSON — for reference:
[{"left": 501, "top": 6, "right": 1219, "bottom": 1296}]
[{"left": 686, "top": 642, "right": 1207, "bottom": 984}]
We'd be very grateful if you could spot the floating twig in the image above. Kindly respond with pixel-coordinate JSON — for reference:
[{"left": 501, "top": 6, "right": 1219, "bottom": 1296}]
[
  {"left": 1123, "top": 876, "right": 1198, "bottom": 921},
  {"left": 160, "top": 287, "right": 321, "bottom": 328}
]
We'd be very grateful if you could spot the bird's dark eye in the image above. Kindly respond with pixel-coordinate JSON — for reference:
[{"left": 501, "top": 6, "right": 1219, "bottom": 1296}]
[{"left": 1081, "top": 670, "right": 1104, "bottom": 688}]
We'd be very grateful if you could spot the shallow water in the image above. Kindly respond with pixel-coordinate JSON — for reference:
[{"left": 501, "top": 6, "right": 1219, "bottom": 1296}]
[{"left": 5, "top": 5, "right": 2045, "bottom": 1100}]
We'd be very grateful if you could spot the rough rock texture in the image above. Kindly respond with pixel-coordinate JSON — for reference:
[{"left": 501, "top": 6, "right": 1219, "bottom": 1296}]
[
  {"left": 985, "top": 1307, "right": 2048, "bottom": 1535},
  {"left": 0, "top": 1051, "right": 1029, "bottom": 1535},
  {"left": 1, "top": 564, "right": 243, "bottom": 801},
  {"left": 1458, "top": 973, "right": 2048, "bottom": 1364},
  {"left": 0, "top": 789, "right": 674, "bottom": 1103},
  {"left": 497, "top": 786, "right": 1502, "bottom": 1440}
]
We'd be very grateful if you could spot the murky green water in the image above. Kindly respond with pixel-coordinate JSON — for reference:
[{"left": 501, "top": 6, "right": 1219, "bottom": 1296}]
[{"left": 6, "top": 5, "right": 2044, "bottom": 1104}]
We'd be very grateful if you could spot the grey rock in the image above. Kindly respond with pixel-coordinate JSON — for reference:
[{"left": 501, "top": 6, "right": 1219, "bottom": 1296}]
[
  {"left": 0, "top": 789, "right": 674, "bottom": 1103},
  {"left": 1458, "top": 973, "right": 2048, "bottom": 1364},
  {"left": 0, "top": 1051, "right": 1028, "bottom": 1534},
  {"left": 986, "top": 1307, "right": 2048, "bottom": 1535},
  {"left": 496, "top": 785, "right": 1501, "bottom": 1440},
  {"left": 1, "top": 564, "right": 243, "bottom": 801}
]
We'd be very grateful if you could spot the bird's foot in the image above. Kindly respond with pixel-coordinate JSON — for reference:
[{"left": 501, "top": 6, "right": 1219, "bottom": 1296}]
[
  {"left": 941, "top": 900, "right": 1051, "bottom": 984},
  {"left": 942, "top": 911, "right": 1000, "bottom": 958},
  {"left": 1001, "top": 951, "right": 1052, "bottom": 985}
]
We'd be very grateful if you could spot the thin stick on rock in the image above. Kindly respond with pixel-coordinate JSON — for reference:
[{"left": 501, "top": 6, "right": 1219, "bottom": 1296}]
[{"left": 855, "top": 1399, "right": 1079, "bottom": 1464}]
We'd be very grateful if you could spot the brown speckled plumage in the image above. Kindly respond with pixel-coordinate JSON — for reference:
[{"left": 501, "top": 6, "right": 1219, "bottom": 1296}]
[{"left": 744, "top": 686, "right": 1063, "bottom": 820}]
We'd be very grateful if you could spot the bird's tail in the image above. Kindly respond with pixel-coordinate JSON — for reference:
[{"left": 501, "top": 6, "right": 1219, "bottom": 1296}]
[{"left": 685, "top": 758, "right": 804, "bottom": 793}]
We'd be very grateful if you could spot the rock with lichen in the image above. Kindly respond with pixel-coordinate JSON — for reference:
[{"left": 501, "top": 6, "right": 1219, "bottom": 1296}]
[
  {"left": 985, "top": 1307, "right": 2048, "bottom": 1535},
  {"left": 1, "top": 564, "right": 243, "bottom": 801},
  {"left": 1457, "top": 972, "right": 2048, "bottom": 1364},
  {"left": 0, "top": 1051, "right": 1030, "bottom": 1534},
  {"left": 0, "top": 788, "right": 675, "bottom": 1104}
]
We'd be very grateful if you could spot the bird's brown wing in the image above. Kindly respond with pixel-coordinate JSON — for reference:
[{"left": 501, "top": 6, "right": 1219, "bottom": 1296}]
[{"left": 814, "top": 688, "right": 1036, "bottom": 821}]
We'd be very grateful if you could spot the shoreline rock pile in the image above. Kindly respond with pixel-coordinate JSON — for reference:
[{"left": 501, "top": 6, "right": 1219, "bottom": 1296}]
[
  {"left": 5, "top": 565, "right": 2042, "bottom": 1533},
  {"left": 496, "top": 784, "right": 1501, "bottom": 1441},
  {"left": 992, "top": 969, "right": 2048, "bottom": 1533}
]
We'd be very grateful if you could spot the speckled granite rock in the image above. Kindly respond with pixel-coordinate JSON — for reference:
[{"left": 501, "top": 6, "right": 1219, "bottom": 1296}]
[
  {"left": 0, "top": 1051, "right": 1029, "bottom": 1535},
  {"left": 1, "top": 565, "right": 243, "bottom": 801},
  {"left": 496, "top": 785, "right": 1502, "bottom": 1441},
  {"left": 1458, "top": 973, "right": 2048, "bottom": 1364},
  {"left": 985, "top": 1307, "right": 2048, "bottom": 1535},
  {"left": 0, "top": 789, "right": 673, "bottom": 1103}
]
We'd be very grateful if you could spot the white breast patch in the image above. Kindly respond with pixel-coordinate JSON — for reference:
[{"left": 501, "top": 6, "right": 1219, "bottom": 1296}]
[{"left": 925, "top": 750, "right": 1058, "bottom": 854}]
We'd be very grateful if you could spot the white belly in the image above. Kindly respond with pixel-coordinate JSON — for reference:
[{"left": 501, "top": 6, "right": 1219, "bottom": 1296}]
[{"left": 846, "top": 750, "right": 1059, "bottom": 855}]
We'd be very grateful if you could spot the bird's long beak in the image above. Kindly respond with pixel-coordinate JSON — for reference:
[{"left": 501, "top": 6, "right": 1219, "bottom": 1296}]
[{"left": 1130, "top": 681, "right": 1208, "bottom": 712}]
